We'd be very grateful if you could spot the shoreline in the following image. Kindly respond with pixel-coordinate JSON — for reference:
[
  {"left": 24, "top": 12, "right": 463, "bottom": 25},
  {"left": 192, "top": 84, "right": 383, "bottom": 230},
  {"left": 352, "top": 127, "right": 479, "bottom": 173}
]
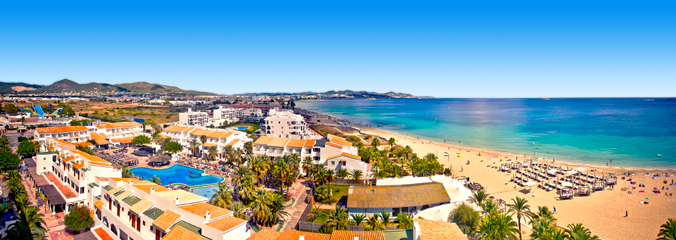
[
  {"left": 301, "top": 107, "right": 676, "bottom": 239},
  {"left": 299, "top": 107, "right": 676, "bottom": 172}
]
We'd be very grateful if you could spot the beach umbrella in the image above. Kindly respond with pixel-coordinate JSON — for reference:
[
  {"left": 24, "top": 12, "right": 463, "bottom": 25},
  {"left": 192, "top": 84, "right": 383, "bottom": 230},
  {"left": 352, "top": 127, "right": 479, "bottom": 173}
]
[
  {"left": 575, "top": 167, "right": 586, "bottom": 172},
  {"left": 561, "top": 182, "right": 573, "bottom": 187},
  {"left": 567, "top": 170, "right": 578, "bottom": 175}
]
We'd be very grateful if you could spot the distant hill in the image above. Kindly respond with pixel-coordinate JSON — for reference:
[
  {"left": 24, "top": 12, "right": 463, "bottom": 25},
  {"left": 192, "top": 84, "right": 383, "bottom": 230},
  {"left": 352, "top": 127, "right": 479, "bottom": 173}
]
[
  {"left": 115, "top": 82, "right": 213, "bottom": 95},
  {"left": 239, "top": 90, "right": 421, "bottom": 99},
  {"left": 0, "top": 82, "right": 44, "bottom": 94},
  {"left": 1, "top": 79, "right": 215, "bottom": 95}
]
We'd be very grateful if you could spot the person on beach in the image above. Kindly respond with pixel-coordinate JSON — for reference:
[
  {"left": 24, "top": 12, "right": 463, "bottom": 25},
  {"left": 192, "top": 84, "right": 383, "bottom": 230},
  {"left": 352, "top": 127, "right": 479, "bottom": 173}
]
[{"left": 553, "top": 206, "right": 557, "bottom": 214}]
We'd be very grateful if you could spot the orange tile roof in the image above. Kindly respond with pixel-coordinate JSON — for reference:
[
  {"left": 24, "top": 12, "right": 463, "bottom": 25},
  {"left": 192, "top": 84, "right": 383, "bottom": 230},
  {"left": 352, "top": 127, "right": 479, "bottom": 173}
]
[
  {"left": 203, "top": 142, "right": 218, "bottom": 148},
  {"left": 74, "top": 142, "right": 93, "bottom": 146},
  {"left": 90, "top": 161, "right": 113, "bottom": 167},
  {"left": 36, "top": 126, "right": 88, "bottom": 133},
  {"left": 268, "top": 137, "right": 290, "bottom": 147},
  {"left": 205, "top": 130, "right": 230, "bottom": 138},
  {"left": 96, "top": 176, "right": 110, "bottom": 180},
  {"left": 329, "top": 135, "right": 353, "bottom": 147},
  {"left": 327, "top": 152, "right": 361, "bottom": 160},
  {"left": 225, "top": 138, "right": 240, "bottom": 146},
  {"left": 414, "top": 218, "right": 467, "bottom": 240},
  {"left": 205, "top": 216, "right": 246, "bottom": 232},
  {"left": 114, "top": 190, "right": 134, "bottom": 201},
  {"left": 100, "top": 133, "right": 109, "bottom": 138},
  {"left": 247, "top": 229, "right": 283, "bottom": 240},
  {"left": 178, "top": 202, "right": 232, "bottom": 220},
  {"left": 286, "top": 139, "right": 306, "bottom": 148},
  {"left": 73, "top": 160, "right": 85, "bottom": 170},
  {"left": 94, "top": 227, "right": 115, "bottom": 240},
  {"left": 161, "top": 225, "right": 210, "bottom": 240},
  {"left": 45, "top": 173, "right": 77, "bottom": 198},
  {"left": 110, "top": 136, "right": 134, "bottom": 144},
  {"left": 276, "top": 230, "right": 331, "bottom": 240},
  {"left": 304, "top": 139, "right": 316, "bottom": 147},
  {"left": 130, "top": 199, "right": 155, "bottom": 214},
  {"left": 254, "top": 136, "right": 273, "bottom": 145},
  {"left": 110, "top": 178, "right": 134, "bottom": 183},
  {"left": 94, "top": 200, "right": 104, "bottom": 210},
  {"left": 330, "top": 231, "right": 385, "bottom": 240},
  {"left": 135, "top": 184, "right": 172, "bottom": 194},
  {"left": 58, "top": 154, "right": 66, "bottom": 158},
  {"left": 90, "top": 132, "right": 111, "bottom": 145},
  {"left": 96, "top": 122, "right": 142, "bottom": 129},
  {"left": 63, "top": 156, "right": 75, "bottom": 162},
  {"left": 325, "top": 142, "right": 344, "bottom": 148},
  {"left": 220, "top": 132, "right": 233, "bottom": 139},
  {"left": 53, "top": 139, "right": 76, "bottom": 148},
  {"left": 163, "top": 125, "right": 189, "bottom": 132},
  {"left": 153, "top": 209, "right": 182, "bottom": 231}
]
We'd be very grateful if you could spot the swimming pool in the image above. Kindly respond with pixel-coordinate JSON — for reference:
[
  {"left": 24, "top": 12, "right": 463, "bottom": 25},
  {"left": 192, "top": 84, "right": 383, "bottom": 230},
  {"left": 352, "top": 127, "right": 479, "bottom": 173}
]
[
  {"left": 236, "top": 126, "right": 250, "bottom": 130},
  {"left": 129, "top": 165, "right": 224, "bottom": 186}
]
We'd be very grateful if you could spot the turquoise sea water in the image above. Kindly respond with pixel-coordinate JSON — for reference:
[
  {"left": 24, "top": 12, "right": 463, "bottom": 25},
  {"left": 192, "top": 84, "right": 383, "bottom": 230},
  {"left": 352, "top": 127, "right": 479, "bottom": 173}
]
[
  {"left": 130, "top": 165, "right": 224, "bottom": 186},
  {"left": 297, "top": 98, "right": 676, "bottom": 168}
]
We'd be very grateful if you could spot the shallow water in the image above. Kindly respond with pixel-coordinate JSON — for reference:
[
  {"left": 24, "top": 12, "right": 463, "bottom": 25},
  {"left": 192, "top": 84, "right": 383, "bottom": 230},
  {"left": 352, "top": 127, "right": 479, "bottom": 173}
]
[
  {"left": 130, "top": 164, "right": 224, "bottom": 186},
  {"left": 297, "top": 98, "right": 676, "bottom": 168}
]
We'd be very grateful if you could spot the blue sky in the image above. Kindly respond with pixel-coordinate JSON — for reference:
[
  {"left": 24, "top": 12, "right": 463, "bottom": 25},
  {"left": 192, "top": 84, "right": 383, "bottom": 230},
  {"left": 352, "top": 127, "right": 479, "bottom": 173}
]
[{"left": 1, "top": 1, "right": 674, "bottom": 97}]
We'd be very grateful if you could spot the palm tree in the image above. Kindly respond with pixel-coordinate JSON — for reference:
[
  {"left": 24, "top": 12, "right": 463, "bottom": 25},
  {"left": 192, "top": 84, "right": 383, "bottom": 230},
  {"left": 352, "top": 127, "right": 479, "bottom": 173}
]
[
  {"left": 530, "top": 206, "right": 556, "bottom": 224},
  {"left": 469, "top": 189, "right": 489, "bottom": 209},
  {"left": 200, "top": 135, "right": 207, "bottom": 148},
  {"left": 397, "top": 213, "right": 413, "bottom": 229},
  {"left": 337, "top": 168, "right": 349, "bottom": 179},
  {"left": 121, "top": 164, "right": 133, "bottom": 178},
  {"left": 250, "top": 190, "right": 272, "bottom": 225},
  {"left": 507, "top": 197, "right": 532, "bottom": 240},
  {"left": 478, "top": 212, "right": 519, "bottom": 240},
  {"left": 403, "top": 145, "right": 413, "bottom": 159},
  {"left": 658, "top": 218, "right": 676, "bottom": 240},
  {"left": 207, "top": 146, "right": 218, "bottom": 161},
  {"left": 371, "top": 138, "right": 380, "bottom": 149},
  {"left": 350, "top": 169, "right": 363, "bottom": 181},
  {"left": 243, "top": 141, "right": 253, "bottom": 156},
  {"left": 351, "top": 213, "right": 366, "bottom": 226},
  {"left": 230, "top": 201, "right": 247, "bottom": 219},
  {"left": 302, "top": 156, "right": 314, "bottom": 175},
  {"left": 222, "top": 145, "right": 234, "bottom": 163},
  {"left": 565, "top": 223, "right": 599, "bottom": 240},
  {"left": 379, "top": 211, "right": 392, "bottom": 227},
  {"left": 449, "top": 202, "right": 480, "bottom": 236},
  {"left": 273, "top": 159, "right": 291, "bottom": 194},
  {"left": 365, "top": 214, "right": 386, "bottom": 231},
  {"left": 151, "top": 175, "right": 161, "bottom": 185},
  {"left": 530, "top": 218, "right": 556, "bottom": 239},
  {"left": 314, "top": 187, "right": 330, "bottom": 202},
  {"left": 326, "top": 170, "right": 335, "bottom": 184},
  {"left": 328, "top": 206, "right": 350, "bottom": 231},
  {"left": 543, "top": 228, "right": 568, "bottom": 240},
  {"left": 482, "top": 199, "right": 499, "bottom": 215},
  {"left": 356, "top": 142, "right": 365, "bottom": 152},
  {"left": 189, "top": 138, "right": 200, "bottom": 157},
  {"left": 210, "top": 183, "right": 233, "bottom": 208},
  {"left": 269, "top": 194, "right": 289, "bottom": 225},
  {"left": 388, "top": 137, "right": 396, "bottom": 147},
  {"left": 250, "top": 156, "right": 269, "bottom": 186},
  {"left": 23, "top": 206, "right": 47, "bottom": 239}
]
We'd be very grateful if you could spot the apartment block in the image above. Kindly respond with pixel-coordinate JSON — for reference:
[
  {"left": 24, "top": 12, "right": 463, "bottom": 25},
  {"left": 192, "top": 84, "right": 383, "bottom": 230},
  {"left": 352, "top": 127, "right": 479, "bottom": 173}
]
[
  {"left": 179, "top": 109, "right": 209, "bottom": 126},
  {"left": 263, "top": 108, "right": 318, "bottom": 139}
]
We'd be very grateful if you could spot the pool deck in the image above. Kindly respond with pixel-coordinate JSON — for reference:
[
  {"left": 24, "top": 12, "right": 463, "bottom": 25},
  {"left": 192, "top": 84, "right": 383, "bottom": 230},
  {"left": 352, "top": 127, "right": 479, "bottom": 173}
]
[{"left": 130, "top": 161, "right": 228, "bottom": 188}]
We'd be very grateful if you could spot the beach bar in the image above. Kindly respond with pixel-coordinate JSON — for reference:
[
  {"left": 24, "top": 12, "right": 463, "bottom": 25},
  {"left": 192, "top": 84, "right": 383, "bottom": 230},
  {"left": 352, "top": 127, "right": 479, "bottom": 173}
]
[{"left": 346, "top": 183, "right": 451, "bottom": 216}]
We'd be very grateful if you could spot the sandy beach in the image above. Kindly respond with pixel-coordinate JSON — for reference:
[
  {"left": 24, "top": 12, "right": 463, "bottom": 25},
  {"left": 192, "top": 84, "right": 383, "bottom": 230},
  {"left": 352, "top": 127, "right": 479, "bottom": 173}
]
[{"left": 358, "top": 126, "right": 676, "bottom": 240}]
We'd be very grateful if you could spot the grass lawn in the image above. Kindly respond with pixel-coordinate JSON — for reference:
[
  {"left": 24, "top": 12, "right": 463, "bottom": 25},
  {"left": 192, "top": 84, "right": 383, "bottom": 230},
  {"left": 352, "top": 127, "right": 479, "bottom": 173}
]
[
  {"left": 305, "top": 209, "right": 331, "bottom": 224},
  {"left": 316, "top": 184, "right": 350, "bottom": 204},
  {"left": 230, "top": 123, "right": 259, "bottom": 134}
]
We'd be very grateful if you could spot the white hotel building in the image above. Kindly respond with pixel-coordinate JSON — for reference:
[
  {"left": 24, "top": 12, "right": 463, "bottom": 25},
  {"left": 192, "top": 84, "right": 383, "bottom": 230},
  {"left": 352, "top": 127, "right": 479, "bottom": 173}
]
[
  {"left": 253, "top": 134, "right": 369, "bottom": 175},
  {"left": 263, "top": 108, "right": 318, "bottom": 139},
  {"left": 92, "top": 178, "right": 249, "bottom": 240},
  {"left": 179, "top": 108, "right": 209, "bottom": 126},
  {"left": 34, "top": 126, "right": 90, "bottom": 144},
  {"left": 162, "top": 126, "right": 251, "bottom": 158}
]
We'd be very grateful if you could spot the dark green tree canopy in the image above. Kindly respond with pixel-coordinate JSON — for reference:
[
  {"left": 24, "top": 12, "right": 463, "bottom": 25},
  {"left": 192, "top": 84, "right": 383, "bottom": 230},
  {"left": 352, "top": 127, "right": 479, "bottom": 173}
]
[
  {"left": 132, "top": 135, "right": 151, "bottom": 145},
  {"left": 64, "top": 205, "right": 93, "bottom": 234}
]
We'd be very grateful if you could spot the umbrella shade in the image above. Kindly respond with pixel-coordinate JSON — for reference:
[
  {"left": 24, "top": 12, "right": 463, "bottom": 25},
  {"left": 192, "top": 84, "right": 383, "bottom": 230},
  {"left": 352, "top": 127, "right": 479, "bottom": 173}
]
[
  {"left": 575, "top": 167, "right": 586, "bottom": 172},
  {"left": 567, "top": 170, "right": 578, "bottom": 175},
  {"left": 548, "top": 169, "right": 558, "bottom": 174},
  {"left": 561, "top": 182, "right": 573, "bottom": 187},
  {"left": 523, "top": 181, "right": 537, "bottom": 186}
]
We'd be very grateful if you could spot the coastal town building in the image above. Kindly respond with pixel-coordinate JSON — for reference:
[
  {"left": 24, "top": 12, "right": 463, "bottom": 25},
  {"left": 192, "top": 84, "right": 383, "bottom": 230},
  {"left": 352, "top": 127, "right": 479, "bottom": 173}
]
[
  {"left": 253, "top": 134, "right": 369, "bottom": 174},
  {"left": 34, "top": 126, "right": 90, "bottom": 144},
  {"left": 24, "top": 138, "right": 121, "bottom": 214},
  {"left": 179, "top": 108, "right": 209, "bottom": 126},
  {"left": 92, "top": 177, "right": 250, "bottom": 240},
  {"left": 346, "top": 183, "right": 451, "bottom": 217},
  {"left": 96, "top": 121, "right": 144, "bottom": 143},
  {"left": 263, "top": 108, "right": 318, "bottom": 139},
  {"left": 212, "top": 106, "right": 264, "bottom": 123},
  {"left": 162, "top": 126, "right": 251, "bottom": 158},
  {"left": 227, "top": 102, "right": 280, "bottom": 114}
]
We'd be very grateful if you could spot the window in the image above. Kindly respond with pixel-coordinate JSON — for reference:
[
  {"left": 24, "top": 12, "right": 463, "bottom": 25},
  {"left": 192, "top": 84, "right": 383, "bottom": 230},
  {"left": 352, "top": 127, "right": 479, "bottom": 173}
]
[
  {"left": 143, "top": 221, "right": 145, "bottom": 226},
  {"left": 331, "top": 161, "right": 335, "bottom": 165}
]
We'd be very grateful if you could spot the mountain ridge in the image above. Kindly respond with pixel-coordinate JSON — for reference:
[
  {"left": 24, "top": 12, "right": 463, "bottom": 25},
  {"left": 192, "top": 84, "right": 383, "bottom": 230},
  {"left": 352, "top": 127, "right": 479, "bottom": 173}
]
[{"left": 0, "top": 79, "right": 215, "bottom": 95}]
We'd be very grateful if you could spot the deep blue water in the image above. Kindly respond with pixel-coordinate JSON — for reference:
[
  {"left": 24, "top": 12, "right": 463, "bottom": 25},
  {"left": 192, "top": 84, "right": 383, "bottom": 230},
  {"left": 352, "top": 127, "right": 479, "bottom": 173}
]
[
  {"left": 130, "top": 165, "right": 224, "bottom": 186},
  {"left": 297, "top": 98, "right": 676, "bottom": 168}
]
